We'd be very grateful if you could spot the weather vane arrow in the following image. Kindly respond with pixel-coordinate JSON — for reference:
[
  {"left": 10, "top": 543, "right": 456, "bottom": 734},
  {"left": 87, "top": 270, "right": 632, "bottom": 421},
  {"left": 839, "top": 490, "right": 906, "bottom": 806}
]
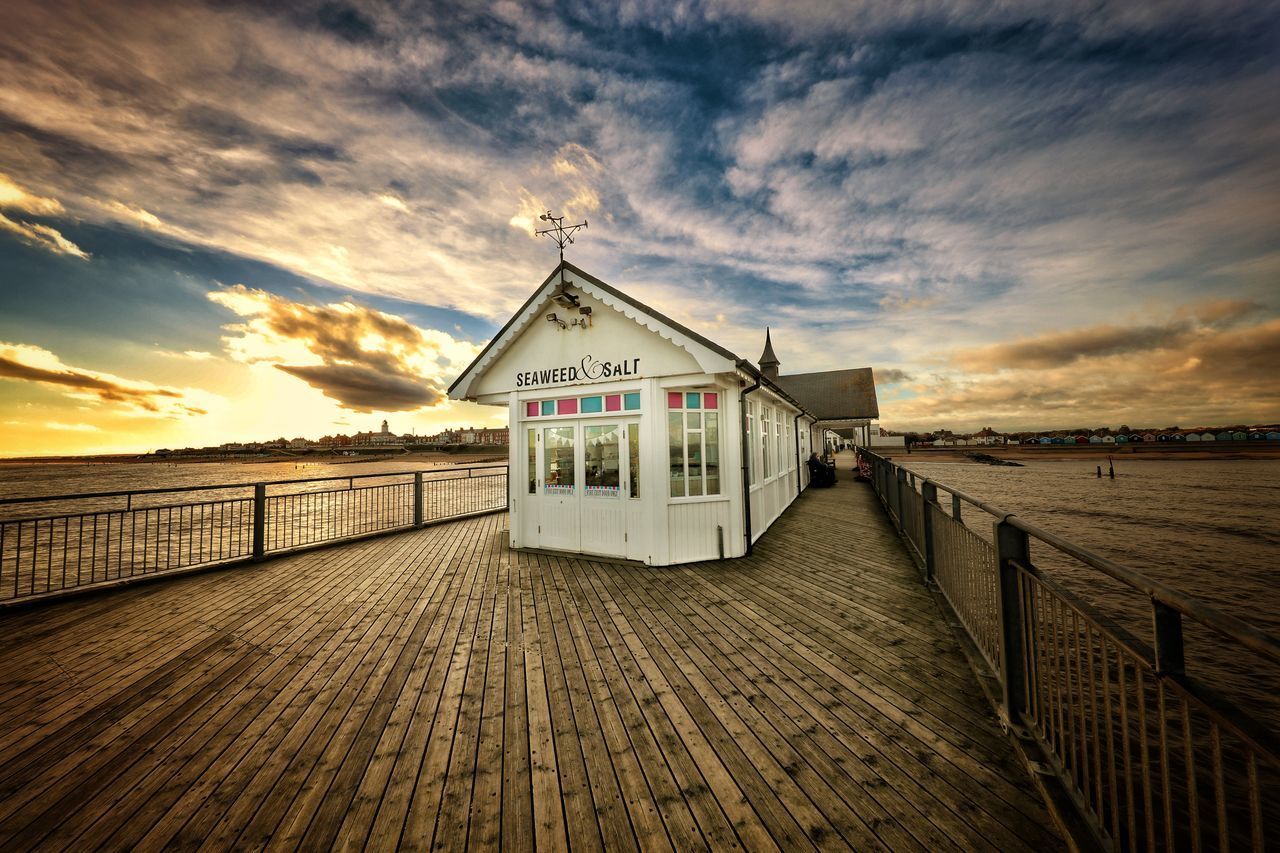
[{"left": 534, "top": 210, "right": 587, "bottom": 261}]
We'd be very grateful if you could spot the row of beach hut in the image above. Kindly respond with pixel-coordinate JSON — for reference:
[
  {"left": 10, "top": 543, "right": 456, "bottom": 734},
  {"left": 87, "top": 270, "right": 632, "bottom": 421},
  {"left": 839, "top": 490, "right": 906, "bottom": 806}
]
[{"left": 1020, "top": 432, "right": 1280, "bottom": 445}]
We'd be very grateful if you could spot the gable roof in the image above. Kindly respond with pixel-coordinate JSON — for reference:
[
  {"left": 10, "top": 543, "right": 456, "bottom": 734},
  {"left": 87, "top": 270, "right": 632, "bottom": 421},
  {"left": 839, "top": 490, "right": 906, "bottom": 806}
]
[
  {"left": 775, "top": 368, "right": 879, "bottom": 421},
  {"left": 449, "top": 261, "right": 747, "bottom": 400},
  {"left": 448, "top": 262, "right": 874, "bottom": 421}
]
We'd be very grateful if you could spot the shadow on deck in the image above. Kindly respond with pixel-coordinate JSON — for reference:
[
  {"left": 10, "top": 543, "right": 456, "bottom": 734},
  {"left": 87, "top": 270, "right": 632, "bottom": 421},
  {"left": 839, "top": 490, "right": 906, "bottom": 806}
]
[{"left": 0, "top": 479, "right": 1061, "bottom": 851}]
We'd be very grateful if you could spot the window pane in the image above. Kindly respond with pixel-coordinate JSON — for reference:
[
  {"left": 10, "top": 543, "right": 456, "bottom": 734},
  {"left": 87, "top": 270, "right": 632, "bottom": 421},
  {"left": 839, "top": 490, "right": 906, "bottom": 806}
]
[
  {"left": 704, "top": 392, "right": 718, "bottom": 409},
  {"left": 686, "top": 412, "right": 701, "bottom": 430},
  {"left": 527, "top": 428, "right": 536, "bottom": 494},
  {"left": 624, "top": 392, "right": 641, "bottom": 410},
  {"left": 605, "top": 394, "right": 622, "bottom": 412},
  {"left": 705, "top": 413, "right": 719, "bottom": 495},
  {"left": 761, "top": 410, "right": 771, "bottom": 479},
  {"left": 686, "top": 428, "right": 703, "bottom": 497},
  {"left": 544, "top": 426, "right": 575, "bottom": 492},
  {"left": 668, "top": 391, "right": 683, "bottom": 408},
  {"left": 581, "top": 396, "right": 603, "bottom": 413},
  {"left": 668, "top": 412, "right": 684, "bottom": 497},
  {"left": 526, "top": 401, "right": 538, "bottom": 418},
  {"left": 557, "top": 398, "right": 578, "bottom": 415},
  {"left": 584, "top": 424, "right": 621, "bottom": 495},
  {"left": 629, "top": 425, "right": 640, "bottom": 498},
  {"left": 685, "top": 392, "right": 701, "bottom": 409},
  {"left": 541, "top": 400, "right": 555, "bottom": 416}
]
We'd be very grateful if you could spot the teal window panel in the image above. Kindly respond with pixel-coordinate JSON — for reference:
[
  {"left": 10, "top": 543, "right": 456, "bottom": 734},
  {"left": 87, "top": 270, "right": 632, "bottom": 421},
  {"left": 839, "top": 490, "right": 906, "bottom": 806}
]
[
  {"left": 623, "top": 392, "right": 641, "bottom": 410},
  {"left": 581, "top": 395, "right": 603, "bottom": 413}
]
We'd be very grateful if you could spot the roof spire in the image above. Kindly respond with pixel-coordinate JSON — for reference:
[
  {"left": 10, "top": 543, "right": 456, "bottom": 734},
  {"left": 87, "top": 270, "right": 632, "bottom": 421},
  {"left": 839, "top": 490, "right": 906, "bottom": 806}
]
[{"left": 759, "top": 327, "right": 780, "bottom": 380}]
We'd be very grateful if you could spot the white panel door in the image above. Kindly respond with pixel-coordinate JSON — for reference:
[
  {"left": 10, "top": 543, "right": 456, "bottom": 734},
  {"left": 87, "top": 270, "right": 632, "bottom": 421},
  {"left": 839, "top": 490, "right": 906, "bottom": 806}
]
[
  {"left": 580, "top": 422, "right": 626, "bottom": 557},
  {"left": 540, "top": 425, "right": 580, "bottom": 551}
]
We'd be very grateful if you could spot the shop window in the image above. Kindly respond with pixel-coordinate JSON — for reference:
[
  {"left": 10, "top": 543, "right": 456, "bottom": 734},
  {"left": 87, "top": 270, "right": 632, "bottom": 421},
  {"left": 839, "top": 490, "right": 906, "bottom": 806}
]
[
  {"left": 760, "top": 406, "right": 771, "bottom": 479},
  {"left": 527, "top": 428, "right": 536, "bottom": 494},
  {"left": 584, "top": 424, "right": 622, "bottom": 495},
  {"left": 544, "top": 426, "right": 575, "bottom": 493},
  {"left": 668, "top": 391, "right": 720, "bottom": 498},
  {"left": 776, "top": 411, "right": 785, "bottom": 474},
  {"left": 629, "top": 426, "right": 640, "bottom": 498}
]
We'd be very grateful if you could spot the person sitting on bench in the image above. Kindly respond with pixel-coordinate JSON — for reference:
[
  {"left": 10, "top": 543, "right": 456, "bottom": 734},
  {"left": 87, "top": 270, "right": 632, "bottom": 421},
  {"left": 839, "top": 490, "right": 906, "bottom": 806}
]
[{"left": 807, "top": 452, "right": 835, "bottom": 487}]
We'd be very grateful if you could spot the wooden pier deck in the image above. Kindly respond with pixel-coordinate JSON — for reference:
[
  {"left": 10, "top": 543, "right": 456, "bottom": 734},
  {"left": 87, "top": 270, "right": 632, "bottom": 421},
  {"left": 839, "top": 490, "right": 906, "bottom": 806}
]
[{"left": 0, "top": 480, "right": 1061, "bottom": 851}]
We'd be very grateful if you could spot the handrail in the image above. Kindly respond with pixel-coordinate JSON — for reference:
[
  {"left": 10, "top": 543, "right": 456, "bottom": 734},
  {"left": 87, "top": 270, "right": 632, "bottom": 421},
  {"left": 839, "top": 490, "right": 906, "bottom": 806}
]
[
  {"left": 1007, "top": 516, "right": 1280, "bottom": 666},
  {"left": 856, "top": 446, "right": 1279, "bottom": 849},
  {"left": 0, "top": 462, "right": 507, "bottom": 508},
  {"left": 862, "top": 448, "right": 1280, "bottom": 666},
  {"left": 0, "top": 464, "right": 511, "bottom": 605}
]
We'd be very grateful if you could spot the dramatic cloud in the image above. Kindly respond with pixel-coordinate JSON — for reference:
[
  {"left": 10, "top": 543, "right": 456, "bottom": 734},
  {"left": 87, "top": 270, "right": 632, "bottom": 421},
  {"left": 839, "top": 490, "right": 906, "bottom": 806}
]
[
  {"left": 875, "top": 369, "right": 913, "bottom": 385},
  {"left": 0, "top": 0, "right": 1276, "bottom": 446},
  {"left": 881, "top": 308, "right": 1280, "bottom": 430},
  {"left": 952, "top": 300, "right": 1264, "bottom": 371},
  {"left": 0, "top": 341, "right": 212, "bottom": 416},
  {"left": 0, "top": 173, "right": 87, "bottom": 258},
  {"left": 208, "top": 285, "right": 478, "bottom": 413}
]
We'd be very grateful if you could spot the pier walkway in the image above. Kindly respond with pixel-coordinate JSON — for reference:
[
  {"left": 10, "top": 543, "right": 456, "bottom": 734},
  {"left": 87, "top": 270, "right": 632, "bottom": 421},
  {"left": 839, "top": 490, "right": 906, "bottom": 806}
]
[{"left": 0, "top": 480, "right": 1060, "bottom": 851}]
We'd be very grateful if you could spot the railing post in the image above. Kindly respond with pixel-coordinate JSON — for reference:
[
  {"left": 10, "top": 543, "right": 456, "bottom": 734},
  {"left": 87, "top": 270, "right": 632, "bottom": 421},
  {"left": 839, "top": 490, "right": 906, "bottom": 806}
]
[
  {"left": 951, "top": 492, "right": 962, "bottom": 523},
  {"left": 1153, "top": 601, "right": 1185, "bottom": 676},
  {"left": 994, "top": 515, "right": 1029, "bottom": 726},
  {"left": 921, "top": 480, "right": 938, "bottom": 582},
  {"left": 414, "top": 472, "right": 424, "bottom": 528},
  {"left": 252, "top": 484, "right": 266, "bottom": 560}
]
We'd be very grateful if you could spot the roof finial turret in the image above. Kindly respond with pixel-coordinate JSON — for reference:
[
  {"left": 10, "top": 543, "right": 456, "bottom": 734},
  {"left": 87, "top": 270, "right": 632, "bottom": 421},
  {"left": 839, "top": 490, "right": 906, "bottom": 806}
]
[{"left": 759, "top": 327, "right": 780, "bottom": 381}]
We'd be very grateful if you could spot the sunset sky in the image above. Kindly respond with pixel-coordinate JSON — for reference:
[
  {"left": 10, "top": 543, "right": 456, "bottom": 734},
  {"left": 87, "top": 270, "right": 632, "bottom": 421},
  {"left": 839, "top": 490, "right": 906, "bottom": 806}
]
[{"left": 1, "top": 1, "right": 1277, "bottom": 456}]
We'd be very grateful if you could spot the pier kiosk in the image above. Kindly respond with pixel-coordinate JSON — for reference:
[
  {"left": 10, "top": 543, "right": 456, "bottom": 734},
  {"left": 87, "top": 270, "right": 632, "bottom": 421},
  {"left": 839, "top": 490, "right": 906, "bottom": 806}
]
[{"left": 449, "top": 262, "right": 877, "bottom": 565}]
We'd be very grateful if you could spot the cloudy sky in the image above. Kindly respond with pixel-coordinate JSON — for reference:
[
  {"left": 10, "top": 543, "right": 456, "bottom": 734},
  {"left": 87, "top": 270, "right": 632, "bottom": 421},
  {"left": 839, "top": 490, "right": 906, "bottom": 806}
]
[{"left": 0, "top": 0, "right": 1276, "bottom": 455}]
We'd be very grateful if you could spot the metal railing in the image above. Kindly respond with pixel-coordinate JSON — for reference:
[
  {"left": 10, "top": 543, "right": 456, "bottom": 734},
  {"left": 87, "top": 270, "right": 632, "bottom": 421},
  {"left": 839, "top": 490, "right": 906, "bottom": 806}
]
[
  {"left": 861, "top": 449, "right": 1279, "bottom": 851},
  {"left": 0, "top": 465, "right": 508, "bottom": 603}
]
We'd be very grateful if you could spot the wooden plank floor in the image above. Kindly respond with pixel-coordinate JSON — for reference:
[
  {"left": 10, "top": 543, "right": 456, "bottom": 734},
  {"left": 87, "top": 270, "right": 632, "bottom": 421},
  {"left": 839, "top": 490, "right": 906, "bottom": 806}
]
[{"left": 0, "top": 481, "right": 1062, "bottom": 851}]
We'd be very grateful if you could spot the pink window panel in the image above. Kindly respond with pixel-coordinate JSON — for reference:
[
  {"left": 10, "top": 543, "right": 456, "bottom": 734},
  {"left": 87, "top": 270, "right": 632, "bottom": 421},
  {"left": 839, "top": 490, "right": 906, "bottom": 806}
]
[
  {"left": 526, "top": 401, "right": 539, "bottom": 417},
  {"left": 667, "top": 391, "right": 683, "bottom": 408},
  {"left": 704, "top": 392, "right": 718, "bottom": 409},
  {"left": 557, "top": 398, "right": 578, "bottom": 415},
  {"left": 605, "top": 394, "right": 622, "bottom": 412}
]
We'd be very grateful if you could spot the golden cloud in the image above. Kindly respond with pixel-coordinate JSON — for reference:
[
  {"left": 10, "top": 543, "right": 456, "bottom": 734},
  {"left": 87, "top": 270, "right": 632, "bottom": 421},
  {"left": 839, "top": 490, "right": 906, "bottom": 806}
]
[
  {"left": 951, "top": 299, "right": 1265, "bottom": 373},
  {"left": 0, "top": 173, "right": 88, "bottom": 259},
  {"left": 883, "top": 309, "right": 1280, "bottom": 430},
  {"left": 207, "top": 285, "right": 479, "bottom": 413},
  {"left": 0, "top": 342, "right": 212, "bottom": 416}
]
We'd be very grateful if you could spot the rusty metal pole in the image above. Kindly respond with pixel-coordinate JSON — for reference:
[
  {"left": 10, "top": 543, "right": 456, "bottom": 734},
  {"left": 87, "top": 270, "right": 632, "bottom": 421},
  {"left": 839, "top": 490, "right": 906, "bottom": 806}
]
[
  {"left": 252, "top": 484, "right": 266, "bottom": 560},
  {"left": 951, "top": 492, "right": 962, "bottom": 523},
  {"left": 1153, "top": 602, "right": 1185, "bottom": 676},
  {"left": 414, "top": 472, "right": 424, "bottom": 528},
  {"left": 921, "top": 480, "right": 938, "bottom": 582},
  {"left": 994, "top": 515, "right": 1030, "bottom": 726}
]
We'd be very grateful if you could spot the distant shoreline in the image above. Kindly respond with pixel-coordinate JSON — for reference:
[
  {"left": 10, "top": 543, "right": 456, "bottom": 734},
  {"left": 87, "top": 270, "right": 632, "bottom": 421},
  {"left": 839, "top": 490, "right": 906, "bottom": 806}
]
[
  {"left": 0, "top": 449, "right": 509, "bottom": 466},
  {"left": 874, "top": 444, "right": 1280, "bottom": 463}
]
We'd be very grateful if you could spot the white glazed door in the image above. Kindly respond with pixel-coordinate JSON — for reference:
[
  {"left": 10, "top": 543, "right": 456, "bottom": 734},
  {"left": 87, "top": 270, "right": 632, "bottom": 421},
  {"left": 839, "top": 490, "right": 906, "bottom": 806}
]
[
  {"left": 539, "top": 424, "right": 580, "bottom": 551},
  {"left": 580, "top": 421, "right": 626, "bottom": 557}
]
